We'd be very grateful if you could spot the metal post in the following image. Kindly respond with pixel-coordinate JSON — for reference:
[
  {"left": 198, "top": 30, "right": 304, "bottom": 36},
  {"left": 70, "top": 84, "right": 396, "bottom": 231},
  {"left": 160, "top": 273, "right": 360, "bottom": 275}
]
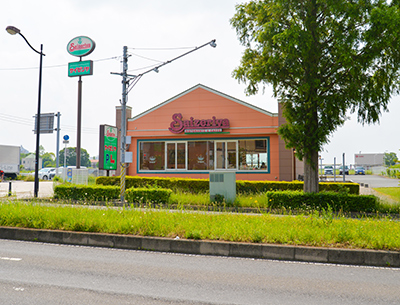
[
  {"left": 64, "top": 143, "right": 67, "bottom": 181},
  {"left": 77, "top": 76, "right": 82, "bottom": 169},
  {"left": 342, "top": 153, "right": 346, "bottom": 182},
  {"left": 120, "top": 46, "right": 128, "bottom": 203},
  {"left": 56, "top": 112, "right": 61, "bottom": 169},
  {"left": 334, "top": 157, "right": 336, "bottom": 182},
  {"left": 34, "top": 44, "right": 44, "bottom": 198}
]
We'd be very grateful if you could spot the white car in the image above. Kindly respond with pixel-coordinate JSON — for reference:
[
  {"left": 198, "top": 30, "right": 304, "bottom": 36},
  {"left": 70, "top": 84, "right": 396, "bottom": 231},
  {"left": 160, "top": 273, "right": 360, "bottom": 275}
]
[{"left": 38, "top": 168, "right": 55, "bottom": 180}]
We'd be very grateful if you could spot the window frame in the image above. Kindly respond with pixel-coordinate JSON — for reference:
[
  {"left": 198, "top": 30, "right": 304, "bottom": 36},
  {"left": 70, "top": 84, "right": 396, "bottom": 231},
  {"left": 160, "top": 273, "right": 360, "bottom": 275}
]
[{"left": 137, "top": 137, "right": 270, "bottom": 174}]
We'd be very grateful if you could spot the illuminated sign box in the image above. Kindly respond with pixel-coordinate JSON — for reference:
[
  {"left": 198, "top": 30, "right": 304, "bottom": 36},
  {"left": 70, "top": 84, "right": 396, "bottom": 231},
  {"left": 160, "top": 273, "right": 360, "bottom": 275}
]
[
  {"left": 68, "top": 60, "right": 93, "bottom": 77},
  {"left": 99, "top": 125, "right": 118, "bottom": 170}
]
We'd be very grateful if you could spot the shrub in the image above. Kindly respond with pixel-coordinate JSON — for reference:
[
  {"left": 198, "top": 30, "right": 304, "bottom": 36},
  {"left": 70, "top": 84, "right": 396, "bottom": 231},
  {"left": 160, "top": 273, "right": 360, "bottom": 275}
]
[
  {"left": 266, "top": 191, "right": 378, "bottom": 213},
  {"left": 54, "top": 184, "right": 119, "bottom": 201},
  {"left": 96, "top": 176, "right": 359, "bottom": 195},
  {"left": 125, "top": 187, "right": 172, "bottom": 204}
]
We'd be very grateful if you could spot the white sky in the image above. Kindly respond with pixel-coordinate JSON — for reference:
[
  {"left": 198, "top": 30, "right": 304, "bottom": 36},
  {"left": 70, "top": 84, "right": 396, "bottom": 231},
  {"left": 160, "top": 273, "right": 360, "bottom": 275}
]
[{"left": 1, "top": 0, "right": 398, "bottom": 165}]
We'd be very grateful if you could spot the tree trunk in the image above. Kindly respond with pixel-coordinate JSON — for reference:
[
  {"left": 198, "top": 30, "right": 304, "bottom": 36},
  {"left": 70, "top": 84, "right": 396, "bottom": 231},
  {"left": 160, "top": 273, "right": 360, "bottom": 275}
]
[{"left": 303, "top": 150, "right": 319, "bottom": 193}]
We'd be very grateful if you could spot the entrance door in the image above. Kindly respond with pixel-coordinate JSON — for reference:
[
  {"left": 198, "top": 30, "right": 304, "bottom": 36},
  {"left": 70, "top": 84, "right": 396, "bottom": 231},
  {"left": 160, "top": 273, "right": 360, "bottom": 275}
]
[{"left": 215, "top": 141, "right": 237, "bottom": 170}]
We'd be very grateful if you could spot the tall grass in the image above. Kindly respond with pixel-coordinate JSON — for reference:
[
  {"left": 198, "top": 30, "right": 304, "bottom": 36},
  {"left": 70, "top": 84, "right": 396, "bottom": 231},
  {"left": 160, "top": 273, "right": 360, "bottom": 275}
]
[{"left": 1, "top": 201, "right": 399, "bottom": 251}]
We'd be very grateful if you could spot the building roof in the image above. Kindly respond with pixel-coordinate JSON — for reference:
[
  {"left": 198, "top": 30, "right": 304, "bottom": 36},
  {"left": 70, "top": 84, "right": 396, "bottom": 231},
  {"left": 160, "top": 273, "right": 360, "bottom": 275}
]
[{"left": 129, "top": 84, "right": 277, "bottom": 122}]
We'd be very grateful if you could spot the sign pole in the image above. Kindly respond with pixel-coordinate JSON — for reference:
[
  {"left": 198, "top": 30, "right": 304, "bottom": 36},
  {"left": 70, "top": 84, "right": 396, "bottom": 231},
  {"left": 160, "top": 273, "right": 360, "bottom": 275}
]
[
  {"left": 77, "top": 74, "right": 82, "bottom": 169},
  {"left": 67, "top": 36, "right": 96, "bottom": 170}
]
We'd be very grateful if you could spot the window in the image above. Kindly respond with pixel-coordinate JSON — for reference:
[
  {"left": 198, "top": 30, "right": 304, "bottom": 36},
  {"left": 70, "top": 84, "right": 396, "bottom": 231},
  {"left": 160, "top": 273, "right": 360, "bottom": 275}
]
[
  {"left": 238, "top": 139, "right": 268, "bottom": 171},
  {"left": 140, "top": 142, "right": 165, "bottom": 170},
  {"left": 139, "top": 138, "right": 268, "bottom": 172},
  {"left": 216, "top": 141, "right": 237, "bottom": 169},
  {"left": 166, "top": 142, "right": 186, "bottom": 170},
  {"left": 188, "top": 141, "right": 214, "bottom": 170}
]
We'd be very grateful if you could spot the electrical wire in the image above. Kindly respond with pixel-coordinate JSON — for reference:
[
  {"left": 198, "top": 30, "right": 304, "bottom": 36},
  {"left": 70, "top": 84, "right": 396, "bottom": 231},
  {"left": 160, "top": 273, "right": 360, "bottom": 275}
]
[
  {"left": 0, "top": 113, "right": 98, "bottom": 134},
  {"left": 0, "top": 56, "right": 119, "bottom": 71},
  {"left": 128, "top": 46, "right": 195, "bottom": 50}
]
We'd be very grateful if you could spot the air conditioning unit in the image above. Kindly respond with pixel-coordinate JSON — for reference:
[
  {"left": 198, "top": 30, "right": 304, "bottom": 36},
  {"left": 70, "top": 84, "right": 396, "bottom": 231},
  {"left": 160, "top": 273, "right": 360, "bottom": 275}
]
[{"left": 209, "top": 171, "right": 236, "bottom": 203}]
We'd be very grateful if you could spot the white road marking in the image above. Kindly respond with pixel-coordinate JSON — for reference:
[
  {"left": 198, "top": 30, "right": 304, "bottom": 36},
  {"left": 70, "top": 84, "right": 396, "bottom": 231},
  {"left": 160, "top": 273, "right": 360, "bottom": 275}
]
[{"left": 0, "top": 257, "right": 22, "bottom": 261}]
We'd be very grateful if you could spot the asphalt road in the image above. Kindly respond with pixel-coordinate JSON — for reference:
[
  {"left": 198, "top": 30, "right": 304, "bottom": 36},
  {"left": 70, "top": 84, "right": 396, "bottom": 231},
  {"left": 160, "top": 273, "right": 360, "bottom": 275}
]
[
  {"left": 1, "top": 239, "right": 400, "bottom": 305},
  {"left": 349, "top": 174, "right": 400, "bottom": 188}
]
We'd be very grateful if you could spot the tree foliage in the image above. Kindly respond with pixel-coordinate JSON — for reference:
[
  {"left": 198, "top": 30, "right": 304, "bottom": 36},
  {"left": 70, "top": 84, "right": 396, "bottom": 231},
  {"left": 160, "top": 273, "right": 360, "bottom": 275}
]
[
  {"left": 231, "top": 0, "right": 400, "bottom": 192},
  {"left": 59, "top": 147, "right": 91, "bottom": 168},
  {"left": 42, "top": 152, "right": 55, "bottom": 168},
  {"left": 384, "top": 152, "right": 398, "bottom": 167}
]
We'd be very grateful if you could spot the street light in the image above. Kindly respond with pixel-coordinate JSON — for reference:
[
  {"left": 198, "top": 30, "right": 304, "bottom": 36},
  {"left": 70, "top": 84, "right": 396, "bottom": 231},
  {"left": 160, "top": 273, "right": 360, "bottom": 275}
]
[
  {"left": 112, "top": 39, "right": 217, "bottom": 203},
  {"left": 6, "top": 25, "right": 45, "bottom": 198}
]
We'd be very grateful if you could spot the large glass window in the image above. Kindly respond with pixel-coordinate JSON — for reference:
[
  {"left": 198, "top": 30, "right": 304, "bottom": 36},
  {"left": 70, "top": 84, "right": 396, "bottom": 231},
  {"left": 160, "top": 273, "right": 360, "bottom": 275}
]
[
  {"left": 187, "top": 141, "right": 214, "bottom": 170},
  {"left": 216, "top": 141, "right": 237, "bottom": 169},
  {"left": 167, "top": 142, "right": 186, "bottom": 170},
  {"left": 139, "top": 138, "right": 268, "bottom": 172},
  {"left": 140, "top": 142, "right": 165, "bottom": 170},
  {"left": 238, "top": 139, "right": 268, "bottom": 170}
]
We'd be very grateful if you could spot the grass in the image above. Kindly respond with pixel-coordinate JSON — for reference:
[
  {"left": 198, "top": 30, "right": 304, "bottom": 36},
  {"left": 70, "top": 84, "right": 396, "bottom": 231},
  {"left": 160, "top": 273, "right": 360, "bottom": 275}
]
[
  {"left": 374, "top": 187, "right": 400, "bottom": 203},
  {"left": 168, "top": 191, "right": 269, "bottom": 209},
  {"left": 0, "top": 200, "right": 400, "bottom": 251}
]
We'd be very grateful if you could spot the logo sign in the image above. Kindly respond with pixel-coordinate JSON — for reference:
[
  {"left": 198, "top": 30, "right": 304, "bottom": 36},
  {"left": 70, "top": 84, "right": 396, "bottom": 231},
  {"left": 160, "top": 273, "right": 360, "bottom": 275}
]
[
  {"left": 68, "top": 60, "right": 93, "bottom": 77},
  {"left": 168, "top": 113, "right": 230, "bottom": 134},
  {"left": 99, "top": 125, "right": 118, "bottom": 170},
  {"left": 67, "top": 36, "right": 96, "bottom": 57}
]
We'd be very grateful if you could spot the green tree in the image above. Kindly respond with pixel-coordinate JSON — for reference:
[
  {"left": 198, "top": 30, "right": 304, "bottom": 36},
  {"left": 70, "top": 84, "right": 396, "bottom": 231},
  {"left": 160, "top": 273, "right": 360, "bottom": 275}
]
[
  {"left": 42, "top": 152, "right": 56, "bottom": 168},
  {"left": 59, "top": 147, "right": 91, "bottom": 168},
  {"left": 384, "top": 152, "right": 398, "bottom": 167},
  {"left": 231, "top": 0, "right": 400, "bottom": 192}
]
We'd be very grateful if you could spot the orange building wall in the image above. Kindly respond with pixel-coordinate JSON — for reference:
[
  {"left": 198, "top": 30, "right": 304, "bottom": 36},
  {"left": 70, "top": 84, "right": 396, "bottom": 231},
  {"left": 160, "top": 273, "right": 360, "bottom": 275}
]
[{"left": 124, "top": 86, "right": 286, "bottom": 181}]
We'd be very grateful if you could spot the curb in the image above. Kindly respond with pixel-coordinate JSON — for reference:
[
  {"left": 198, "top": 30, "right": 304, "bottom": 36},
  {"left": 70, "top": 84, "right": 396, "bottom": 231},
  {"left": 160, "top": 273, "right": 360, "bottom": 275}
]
[{"left": 1, "top": 227, "right": 399, "bottom": 267}]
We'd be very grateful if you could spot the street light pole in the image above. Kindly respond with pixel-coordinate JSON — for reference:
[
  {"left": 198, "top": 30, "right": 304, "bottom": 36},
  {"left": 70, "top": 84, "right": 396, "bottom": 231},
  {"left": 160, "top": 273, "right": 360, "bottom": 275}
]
[
  {"left": 112, "top": 39, "right": 216, "bottom": 204},
  {"left": 6, "top": 26, "right": 45, "bottom": 198}
]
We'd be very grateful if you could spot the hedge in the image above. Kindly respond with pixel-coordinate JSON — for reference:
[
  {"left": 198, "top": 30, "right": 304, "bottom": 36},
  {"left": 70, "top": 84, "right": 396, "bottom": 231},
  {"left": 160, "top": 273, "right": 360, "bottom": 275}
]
[
  {"left": 96, "top": 176, "right": 359, "bottom": 195},
  {"left": 54, "top": 184, "right": 172, "bottom": 204},
  {"left": 266, "top": 191, "right": 378, "bottom": 213},
  {"left": 96, "top": 176, "right": 209, "bottom": 193},
  {"left": 125, "top": 187, "right": 172, "bottom": 204},
  {"left": 54, "top": 184, "right": 119, "bottom": 201}
]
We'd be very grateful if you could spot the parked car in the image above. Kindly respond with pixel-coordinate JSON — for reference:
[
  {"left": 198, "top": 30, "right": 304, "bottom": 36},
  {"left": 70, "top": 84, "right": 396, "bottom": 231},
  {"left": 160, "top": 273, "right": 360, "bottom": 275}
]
[
  {"left": 355, "top": 166, "right": 365, "bottom": 175},
  {"left": 38, "top": 167, "right": 55, "bottom": 180},
  {"left": 324, "top": 166, "right": 333, "bottom": 175},
  {"left": 339, "top": 166, "right": 349, "bottom": 175}
]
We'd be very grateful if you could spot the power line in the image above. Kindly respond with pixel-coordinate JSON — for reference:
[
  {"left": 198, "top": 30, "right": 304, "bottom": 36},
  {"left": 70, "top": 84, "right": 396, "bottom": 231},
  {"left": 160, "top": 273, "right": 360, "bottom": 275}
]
[
  {"left": 128, "top": 46, "right": 195, "bottom": 50},
  {"left": 0, "top": 113, "right": 98, "bottom": 134},
  {"left": 0, "top": 56, "right": 118, "bottom": 71}
]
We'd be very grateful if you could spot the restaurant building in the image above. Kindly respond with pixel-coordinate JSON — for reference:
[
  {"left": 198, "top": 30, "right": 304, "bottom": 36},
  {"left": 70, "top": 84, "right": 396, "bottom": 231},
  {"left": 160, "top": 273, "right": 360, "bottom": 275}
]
[{"left": 118, "top": 84, "right": 303, "bottom": 181}]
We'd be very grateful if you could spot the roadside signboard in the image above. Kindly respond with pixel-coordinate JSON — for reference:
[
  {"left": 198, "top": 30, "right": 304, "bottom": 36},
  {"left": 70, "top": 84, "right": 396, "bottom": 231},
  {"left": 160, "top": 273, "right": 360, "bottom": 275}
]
[
  {"left": 99, "top": 125, "right": 118, "bottom": 170},
  {"left": 68, "top": 60, "right": 93, "bottom": 77},
  {"left": 66, "top": 36, "right": 96, "bottom": 57}
]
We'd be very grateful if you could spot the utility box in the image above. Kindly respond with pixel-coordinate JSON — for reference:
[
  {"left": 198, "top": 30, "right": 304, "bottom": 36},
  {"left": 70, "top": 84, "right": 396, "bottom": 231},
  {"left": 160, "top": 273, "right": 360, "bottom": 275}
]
[{"left": 209, "top": 171, "right": 236, "bottom": 203}]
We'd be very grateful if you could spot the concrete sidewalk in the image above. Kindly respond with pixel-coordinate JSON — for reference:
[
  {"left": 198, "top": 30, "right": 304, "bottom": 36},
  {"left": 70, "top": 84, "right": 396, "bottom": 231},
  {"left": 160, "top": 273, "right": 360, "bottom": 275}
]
[{"left": 0, "top": 181, "right": 54, "bottom": 199}]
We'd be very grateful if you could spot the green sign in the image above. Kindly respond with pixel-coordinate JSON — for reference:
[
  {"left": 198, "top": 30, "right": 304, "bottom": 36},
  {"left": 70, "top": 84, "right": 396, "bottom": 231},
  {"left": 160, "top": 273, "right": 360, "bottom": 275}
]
[
  {"left": 99, "top": 125, "right": 118, "bottom": 170},
  {"left": 68, "top": 60, "right": 93, "bottom": 77}
]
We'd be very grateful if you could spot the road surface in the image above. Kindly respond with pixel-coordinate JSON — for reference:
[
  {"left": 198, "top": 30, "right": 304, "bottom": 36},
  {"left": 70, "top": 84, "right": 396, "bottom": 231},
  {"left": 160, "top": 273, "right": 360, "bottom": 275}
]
[{"left": 1, "top": 239, "right": 400, "bottom": 305}]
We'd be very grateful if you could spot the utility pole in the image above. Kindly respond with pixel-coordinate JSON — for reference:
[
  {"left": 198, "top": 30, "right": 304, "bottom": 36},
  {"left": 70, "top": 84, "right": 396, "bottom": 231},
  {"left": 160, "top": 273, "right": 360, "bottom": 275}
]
[
  {"left": 120, "top": 46, "right": 128, "bottom": 203},
  {"left": 112, "top": 39, "right": 216, "bottom": 204}
]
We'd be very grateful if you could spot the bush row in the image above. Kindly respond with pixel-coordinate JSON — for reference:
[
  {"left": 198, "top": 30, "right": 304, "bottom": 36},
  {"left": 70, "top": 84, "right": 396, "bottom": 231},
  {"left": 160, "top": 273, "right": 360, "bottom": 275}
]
[
  {"left": 96, "top": 176, "right": 359, "bottom": 195},
  {"left": 266, "top": 191, "right": 378, "bottom": 213},
  {"left": 54, "top": 184, "right": 171, "bottom": 203},
  {"left": 125, "top": 187, "right": 172, "bottom": 204}
]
